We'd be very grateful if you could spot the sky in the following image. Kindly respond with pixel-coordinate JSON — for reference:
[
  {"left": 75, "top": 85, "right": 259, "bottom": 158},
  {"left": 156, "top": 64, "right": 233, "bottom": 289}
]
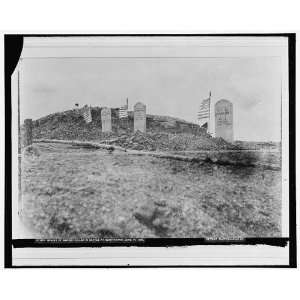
[{"left": 20, "top": 57, "right": 282, "bottom": 142}]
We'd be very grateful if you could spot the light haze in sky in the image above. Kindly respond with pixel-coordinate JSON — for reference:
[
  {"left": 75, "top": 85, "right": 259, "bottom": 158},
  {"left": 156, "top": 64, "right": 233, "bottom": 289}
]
[{"left": 20, "top": 57, "right": 282, "bottom": 141}]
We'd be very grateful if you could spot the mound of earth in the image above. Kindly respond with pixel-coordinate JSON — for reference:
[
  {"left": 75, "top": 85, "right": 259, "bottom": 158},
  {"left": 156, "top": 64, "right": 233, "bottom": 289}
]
[
  {"left": 22, "top": 107, "right": 238, "bottom": 151},
  {"left": 103, "top": 131, "right": 238, "bottom": 151}
]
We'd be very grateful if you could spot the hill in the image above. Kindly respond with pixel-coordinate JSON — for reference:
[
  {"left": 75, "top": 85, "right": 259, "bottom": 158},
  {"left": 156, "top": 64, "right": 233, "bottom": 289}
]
[{"left": 27, "top": 107, "right": 238, "bottom": 151}]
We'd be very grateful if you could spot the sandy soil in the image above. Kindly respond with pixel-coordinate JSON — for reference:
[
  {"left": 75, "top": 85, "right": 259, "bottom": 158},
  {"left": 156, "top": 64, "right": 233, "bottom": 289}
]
[{"left": 21, "top": 143, "right": 281, "bottom": 239}]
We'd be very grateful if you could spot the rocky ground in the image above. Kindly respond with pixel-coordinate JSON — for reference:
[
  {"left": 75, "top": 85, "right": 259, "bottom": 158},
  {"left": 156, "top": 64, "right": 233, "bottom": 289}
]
[
  {"left": 99, "top": 131, "right": 238, "bottom": 151},
  {"left": 24, "top": 107, "right": 238, "bottom": 151},
  {"left": 21, "top": 143, "right": 281, "bottom": 239}
]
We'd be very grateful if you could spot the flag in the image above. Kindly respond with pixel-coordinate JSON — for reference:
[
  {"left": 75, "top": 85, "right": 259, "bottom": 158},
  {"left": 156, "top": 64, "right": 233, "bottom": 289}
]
[
  {"left": 119, "top": 98, "right": 128, "bottom": 119},
  {"left": 82, "top": 105, "right": 92, "bottom": 123},
  {"left": 197, "top": 97, "right": 210, "bottom": 120}
]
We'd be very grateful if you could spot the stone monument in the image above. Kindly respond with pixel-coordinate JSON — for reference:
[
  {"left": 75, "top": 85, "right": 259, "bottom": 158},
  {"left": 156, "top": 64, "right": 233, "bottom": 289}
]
[
  {"left": 215, "top": 99, "right": 234, "bottom": 142},
  {"left": 134, "top": 102, "right": 146, "bottom": 133},
  {"left": 101, "top": 107, "right": 112, "bottom": 132}
]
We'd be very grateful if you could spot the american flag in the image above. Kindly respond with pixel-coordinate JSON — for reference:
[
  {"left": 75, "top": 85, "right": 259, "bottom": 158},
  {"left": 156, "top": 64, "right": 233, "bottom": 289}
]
[
  {"left": 82, "top": 105, "right": 92, "bottom": 123},
  {"left": 119, "top": 98, "right": 129, "bottom": 119},
  {"left": 197, "top": 92, "right": 211, "bottom": 121}
]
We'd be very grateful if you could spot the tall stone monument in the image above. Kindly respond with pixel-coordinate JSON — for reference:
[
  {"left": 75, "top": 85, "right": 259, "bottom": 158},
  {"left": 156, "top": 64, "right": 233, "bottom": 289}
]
[
  {"left": 134, "top": 102, "right": 146, "bottom": 133},
  {"left": 101, "top": 107, "right": 112, "bottom": 132},
  {"left": 215, "top": 99, "right": 234, "bottom": 142}
]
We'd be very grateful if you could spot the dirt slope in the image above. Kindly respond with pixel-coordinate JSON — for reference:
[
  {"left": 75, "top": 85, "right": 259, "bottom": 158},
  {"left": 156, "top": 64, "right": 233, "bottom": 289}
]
[{"left": 25, "top": 107, "right": 237, "bottom": 151}]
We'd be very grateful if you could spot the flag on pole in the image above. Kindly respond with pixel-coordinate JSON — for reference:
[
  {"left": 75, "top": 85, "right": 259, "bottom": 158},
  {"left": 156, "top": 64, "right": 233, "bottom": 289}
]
[
  {"left": 197, "top": 96, "right": 211, "bottom": 121},
  {"left": 119, "top": 98, "right": 129, "bottom": 119},
  {"left": 82, "top": 105, "right": 92, "bottom": 123}
]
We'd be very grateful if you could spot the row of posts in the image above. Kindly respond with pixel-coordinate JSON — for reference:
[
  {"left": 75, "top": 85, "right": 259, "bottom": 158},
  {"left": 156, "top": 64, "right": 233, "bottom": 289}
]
[{"left": 101, "top": 102, "right": 146, "bottom": 133}]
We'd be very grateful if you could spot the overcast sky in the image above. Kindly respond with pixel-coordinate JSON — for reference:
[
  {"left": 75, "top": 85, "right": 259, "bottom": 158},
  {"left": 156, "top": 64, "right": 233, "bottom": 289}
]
[{"left": 20, "top": 57, "right": 282, "bottom": 141}]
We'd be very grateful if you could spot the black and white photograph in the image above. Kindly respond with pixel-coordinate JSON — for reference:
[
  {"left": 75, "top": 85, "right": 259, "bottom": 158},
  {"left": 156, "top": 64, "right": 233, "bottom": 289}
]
[{"left": 5, "top": 34, "right": 295, "bottom": 267}]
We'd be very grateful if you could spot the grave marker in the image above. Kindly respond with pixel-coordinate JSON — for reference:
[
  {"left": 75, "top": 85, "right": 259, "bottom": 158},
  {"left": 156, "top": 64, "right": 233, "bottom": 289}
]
[
  {"left": 101, "top": 107, "right": 112, "bottom": 132},
  {"left": 134, "top": 102, "right": 146, "bottom": 133},
  {"left": 215, "top": 99, "right": 234, "bottom": 142}
]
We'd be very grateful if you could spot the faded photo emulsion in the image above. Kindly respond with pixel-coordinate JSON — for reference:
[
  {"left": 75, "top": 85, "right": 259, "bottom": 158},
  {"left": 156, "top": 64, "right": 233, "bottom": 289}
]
[{"left": 8, "top": 35, "right": 293, "bottom": 267}]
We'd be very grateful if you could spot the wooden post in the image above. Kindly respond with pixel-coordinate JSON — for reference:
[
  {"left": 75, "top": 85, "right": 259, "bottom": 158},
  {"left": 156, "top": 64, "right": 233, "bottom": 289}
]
[{"left": 24, "top": 119, "right": 33, "bottom": 147}]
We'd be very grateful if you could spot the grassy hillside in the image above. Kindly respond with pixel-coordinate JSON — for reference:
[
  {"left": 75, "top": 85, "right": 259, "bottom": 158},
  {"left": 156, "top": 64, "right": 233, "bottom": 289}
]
[{"left": 22, "top": 143, "right": 281, "bottom": 239}]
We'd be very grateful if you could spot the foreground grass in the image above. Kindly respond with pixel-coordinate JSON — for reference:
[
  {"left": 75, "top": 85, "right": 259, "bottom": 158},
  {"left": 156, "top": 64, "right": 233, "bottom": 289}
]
[{"left": 21, "top": 143, "right": 281, "bottom": 239}]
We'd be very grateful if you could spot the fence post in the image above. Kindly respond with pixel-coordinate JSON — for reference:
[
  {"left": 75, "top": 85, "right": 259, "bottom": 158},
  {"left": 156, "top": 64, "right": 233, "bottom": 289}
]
[{"left": 24, "top": 119, "right": 33, "bottom": 147}]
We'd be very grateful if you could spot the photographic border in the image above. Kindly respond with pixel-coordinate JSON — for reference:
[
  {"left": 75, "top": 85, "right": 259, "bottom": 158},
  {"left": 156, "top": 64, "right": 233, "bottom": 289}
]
[{"left": 4, "top": 33, "right": 296, "bottom": 268}]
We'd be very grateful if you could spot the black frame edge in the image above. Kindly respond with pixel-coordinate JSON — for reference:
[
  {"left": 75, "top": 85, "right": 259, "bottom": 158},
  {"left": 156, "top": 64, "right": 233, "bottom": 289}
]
[{"left": 288, "top": 33, "right": 297, "bottom": 268}]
